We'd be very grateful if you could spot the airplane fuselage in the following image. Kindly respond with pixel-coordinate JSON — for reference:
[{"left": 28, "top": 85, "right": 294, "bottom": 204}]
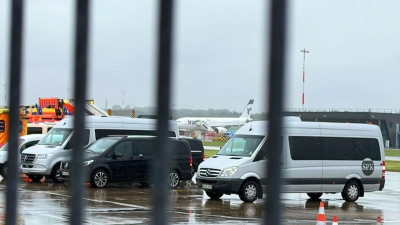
[{"left": 176, "top": 117, "right": 251, "bottom": 131}]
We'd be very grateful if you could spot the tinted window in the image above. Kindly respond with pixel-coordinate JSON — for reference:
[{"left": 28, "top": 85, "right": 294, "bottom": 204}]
[
  {"left": 351, "top": 138, "right": 381, "bottom": 160},
  {"left": 95, "top": 129, "right": 176, "bottom": 139},
  {"left": 321, "top": 137, "right": 353, "bottom": 160},
  {"left": 187, "top": 140, "right": 203, "bottom": 151},
  {"left": 173, "top": 142, "right": 189, "bottom": 155},
  {"left": 135, "top": 140, "right": 154, "bottom": 156},
  {"left": 114, "top": 141, "right": 133, "bottom": 157},
  {"left": 289, "top": 136, "right": 381, "bottom": 161},
  {"left": 27, "top": 127, "right": 44, "bottom": 134},
  {"left": 289, "top": 136, "right": 322, "bottom": 160},
  {"left": 64, "top": 129, "right": 90, "bottom": 149}
]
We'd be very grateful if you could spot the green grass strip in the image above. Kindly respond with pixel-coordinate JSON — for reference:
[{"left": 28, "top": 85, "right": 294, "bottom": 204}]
[
  {"left": 386, "top": 160, "right": 400, "bottom": 172},
  {"left": 385, "top": 150, "right": 400, "bottom": 157},
  {"left": 202, "top": 141, "right": 226, "bottom": 147}
]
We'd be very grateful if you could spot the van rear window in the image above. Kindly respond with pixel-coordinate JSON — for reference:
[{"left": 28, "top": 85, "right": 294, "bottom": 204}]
[{"left": 289, "top": 136, "right": 381, "bottom": 161}]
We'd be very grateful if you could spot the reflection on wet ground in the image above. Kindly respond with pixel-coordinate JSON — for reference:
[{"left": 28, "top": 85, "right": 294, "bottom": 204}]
[{"left": 0, "top": 172, "right": 398, "bottom": 224}]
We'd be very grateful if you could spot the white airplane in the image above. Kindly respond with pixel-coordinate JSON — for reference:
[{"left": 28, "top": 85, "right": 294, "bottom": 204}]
[{"left": 176, "top": 99, "right": 254, "bottom": 133}]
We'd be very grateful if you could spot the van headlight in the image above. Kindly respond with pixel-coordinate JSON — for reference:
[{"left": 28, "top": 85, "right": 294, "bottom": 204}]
[
  {"left": 37, "top": 154, "right": 53, "bottom": 159},
  {"left": 220, "top": 166, "right": 238, "bottom": 177},
  {"left": 83, "top": 160, "right": 94, "bottom": 166}
]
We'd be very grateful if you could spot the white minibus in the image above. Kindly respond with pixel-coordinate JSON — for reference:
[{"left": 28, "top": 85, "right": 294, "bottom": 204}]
[{"left": 196, "top": 118, "right": 385, "bottom": 202}]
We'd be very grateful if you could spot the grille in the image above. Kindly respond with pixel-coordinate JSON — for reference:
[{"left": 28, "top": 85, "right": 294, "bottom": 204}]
[
  {"left": 20, "top": 154, "right": 36, "bottom": 163},
  {"left": 199, "top": 168, "right": 221, "bottom": 177}
]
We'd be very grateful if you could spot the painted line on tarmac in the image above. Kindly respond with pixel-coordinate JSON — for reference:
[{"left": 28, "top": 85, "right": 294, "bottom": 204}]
[
  {"left": 32, "top": 191, "right": 150, "bottom": 210},
  {"left": 173, "top": 210, "right": 262, "bottom": 221}
]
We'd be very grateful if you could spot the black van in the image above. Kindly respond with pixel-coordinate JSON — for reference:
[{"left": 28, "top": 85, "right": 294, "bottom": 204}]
[
  {"left": 178, "top": 137, "right": 204, "bottom": 173},
  {"left": 59, "top": 136, "right": 193, "bottom": 188}
]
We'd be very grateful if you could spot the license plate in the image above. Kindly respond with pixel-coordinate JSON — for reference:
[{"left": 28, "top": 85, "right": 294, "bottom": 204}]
[
  {"left": 202, "top": 184, "right": 212, "bottom": 189},
  {"left": 62, "top": 171, "right": 69, "bottom": 176},
  {"left": 21, "top": 169, "right": 26, "bottom": 173}
]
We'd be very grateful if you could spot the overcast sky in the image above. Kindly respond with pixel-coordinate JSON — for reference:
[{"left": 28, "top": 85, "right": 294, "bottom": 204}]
[{"left": 1, "top": 0, "right": 399, "bottom": 114}]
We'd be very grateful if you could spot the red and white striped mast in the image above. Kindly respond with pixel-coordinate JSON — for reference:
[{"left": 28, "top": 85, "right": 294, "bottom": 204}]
[{"left": 300, "top": 48, "right": 309, "bottom": 111}]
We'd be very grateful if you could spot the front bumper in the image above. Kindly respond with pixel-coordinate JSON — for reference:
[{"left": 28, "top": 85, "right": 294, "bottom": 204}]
[
  {"left": 20, "top": 165, "right": 51, "bottom": 175},
  {"left": 196, "top": 176, "right": 243, "bottom": 194}
]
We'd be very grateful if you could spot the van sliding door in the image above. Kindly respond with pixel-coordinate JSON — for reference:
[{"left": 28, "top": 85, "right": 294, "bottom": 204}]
[{"left": 286, "top": 136, "right": 322, "bottom": 193}]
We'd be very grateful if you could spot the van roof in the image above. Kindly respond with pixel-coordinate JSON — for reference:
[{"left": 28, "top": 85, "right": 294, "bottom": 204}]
[
  {"left": 54, "top": 116, "right": 178, "bottom": 128},
  {"left": 235, "top": 120, "right": 381, "bottom": 136}
]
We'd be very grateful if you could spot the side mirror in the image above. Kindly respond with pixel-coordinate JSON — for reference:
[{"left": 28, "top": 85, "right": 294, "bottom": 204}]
[{"left": 114, "top": 152, "right": 123, "bottom": 158}]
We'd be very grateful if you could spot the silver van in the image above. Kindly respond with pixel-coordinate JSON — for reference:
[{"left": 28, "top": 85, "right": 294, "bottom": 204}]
[{"left": 196, "top": 118, "right": 385, "bottom": 202}]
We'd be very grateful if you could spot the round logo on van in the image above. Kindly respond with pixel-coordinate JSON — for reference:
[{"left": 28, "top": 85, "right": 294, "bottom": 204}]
[{"left": 361, "top": 158, "right": 374, "bottom": 176}]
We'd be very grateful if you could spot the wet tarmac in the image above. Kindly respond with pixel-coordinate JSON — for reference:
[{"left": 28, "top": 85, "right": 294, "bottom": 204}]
[{"left": 0, "top": 172, "right": 398, "bottom": 224}]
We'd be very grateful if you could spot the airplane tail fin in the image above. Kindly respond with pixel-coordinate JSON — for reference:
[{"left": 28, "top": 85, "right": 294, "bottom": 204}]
[{"left": 239, "top": 99, "right": 254, "bottom": 118}]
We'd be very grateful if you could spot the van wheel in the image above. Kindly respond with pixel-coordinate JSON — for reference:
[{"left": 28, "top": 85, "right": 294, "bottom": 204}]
[
  {"left": 205, "top": 191, "right": 223, "bottom": 200},
  {"left": 168, "top": 171, "right": 181, "bottom": 188},
  {"left": 0, "top": 163, "right": 8, "bottom": 179},
  {"left": 342, "top": 181, "right": 360, "bottom": 202},
  {"left": 50, "top": 164, "right": 63, "bottom": 183},
  {"left": 28, "top": 175, "right": 43, "bottom": 182},
  {"left": 91, "top": 169, "right": 109, "bottom": 188},
  {"left": 307, "top": 193, "right": 323, "bottom": 200},
  {"left": 239, "top": 181, "right": 259, "bottom": 202}
]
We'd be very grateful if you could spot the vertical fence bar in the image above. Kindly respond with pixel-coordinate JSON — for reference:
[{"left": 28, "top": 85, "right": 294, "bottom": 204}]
[
  {"left": 152, "top": 0, "right": 174, "bottom": 224},
  {"left": 5, "top": 0, "right": 24, "bottom": 224},
  {"left": 69, "top": 0, "right": 90, "bottom": 224},
  {"left": 263, "top": 0, "right": 287, "bottom": 224}
]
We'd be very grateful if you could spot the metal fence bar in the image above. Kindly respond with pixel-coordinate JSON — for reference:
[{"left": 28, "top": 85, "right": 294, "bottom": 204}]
[
  {"left": 152, "top": 0, "right": 175, "bottom": 224},
  {"left": 69, "top": 0, "right": 90, "bottom": 224},
  {"left": 263, "top": 0, "right": 288, "bottom": 224},
  {"left": 5, "top": 0, "right": 24, "bottom": 224}
]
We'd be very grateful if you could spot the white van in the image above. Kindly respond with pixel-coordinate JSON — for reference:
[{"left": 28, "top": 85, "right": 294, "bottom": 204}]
[
  {"left": 196, "top": 119, "right": 385, "bottom": 202},
  {"left": 20, "top": 116, "right": 180, "bottom": 182},
  {"left": 27, "top": 122, "right": 57, "bottom": 134},
  {"left": 0, "top": 134, "right": 45, "bottom": 179}
]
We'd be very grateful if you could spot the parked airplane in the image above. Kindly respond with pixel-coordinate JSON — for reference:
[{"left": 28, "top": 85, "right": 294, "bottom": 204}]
[{"left": 176, "top": 99, "right": 254, "bottom": 133}]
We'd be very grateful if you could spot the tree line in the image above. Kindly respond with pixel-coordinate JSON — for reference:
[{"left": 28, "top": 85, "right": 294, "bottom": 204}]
[{"left": 110, "top": 105, "right": 268, "bottom": 120}]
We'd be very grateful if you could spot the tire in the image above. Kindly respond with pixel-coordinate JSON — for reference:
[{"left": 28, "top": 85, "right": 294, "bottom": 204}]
[
  {"left": 342, "top": 181, "right": 360, "bottom": 202},
  {"left": 205, "top": 191, "right": 223, "bottom": 200},
  {"left": 50, "top": 164, "right": 63, "bottom": 183},
  {"left": 168, "top": 170, "right": 181, "bottom": 188},
  {"left": 239, "top": 181, "right": 259, "bottom": 203},
  {"left": 0, "top": 163, "right": 8, "bottom": 179},
  {"left": 91, "top": 169, "right": 109, "bottom": 188},
  {"left": 28, "top": 175, "right": 44, "bottom": 182},
  {"left": 307, "top": 193, "right": 323, "bottom": 200}
]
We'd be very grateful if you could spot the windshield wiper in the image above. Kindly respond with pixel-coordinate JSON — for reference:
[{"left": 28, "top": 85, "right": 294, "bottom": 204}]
[{"left": 85, "top": 149, "right": 95, "bottom": 154}]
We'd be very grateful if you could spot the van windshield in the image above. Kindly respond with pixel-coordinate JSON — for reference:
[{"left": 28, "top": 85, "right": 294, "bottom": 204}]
[
  {"left": 38, "top": 128, "right": 73, "bottom": 146},
  {"left": 85, "top": 138, "right": 119, "bottom": 154},
  {"left": 217, "top": 135, "right": 264, "bottom": 157}
]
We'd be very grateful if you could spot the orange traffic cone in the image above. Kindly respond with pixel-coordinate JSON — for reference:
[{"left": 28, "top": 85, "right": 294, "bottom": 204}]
[
  {"left": 376, "top": 216, "right": 382, "bottom": 225},
  {"left": 332, "top": 215, "right": 338, "bottom": 225},
  {"left": 316, "top": 201, "right": 326, "bottom": 225}
]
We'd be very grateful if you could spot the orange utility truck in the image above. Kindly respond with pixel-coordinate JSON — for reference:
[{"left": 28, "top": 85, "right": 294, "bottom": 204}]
[{"left": 0, "top": 108, "right": 28, "bottom": 148}]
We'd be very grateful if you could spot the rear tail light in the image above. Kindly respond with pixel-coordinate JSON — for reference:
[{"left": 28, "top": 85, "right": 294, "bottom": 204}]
[
  {"left": 190, "top": 156, "right": 192, "bottom": 167},
  {"left": 382, "top": 161, "right": 386, "bottom": 179},
  {"left": 202, "top": 151, "right": 205, "bottom": 161}
]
